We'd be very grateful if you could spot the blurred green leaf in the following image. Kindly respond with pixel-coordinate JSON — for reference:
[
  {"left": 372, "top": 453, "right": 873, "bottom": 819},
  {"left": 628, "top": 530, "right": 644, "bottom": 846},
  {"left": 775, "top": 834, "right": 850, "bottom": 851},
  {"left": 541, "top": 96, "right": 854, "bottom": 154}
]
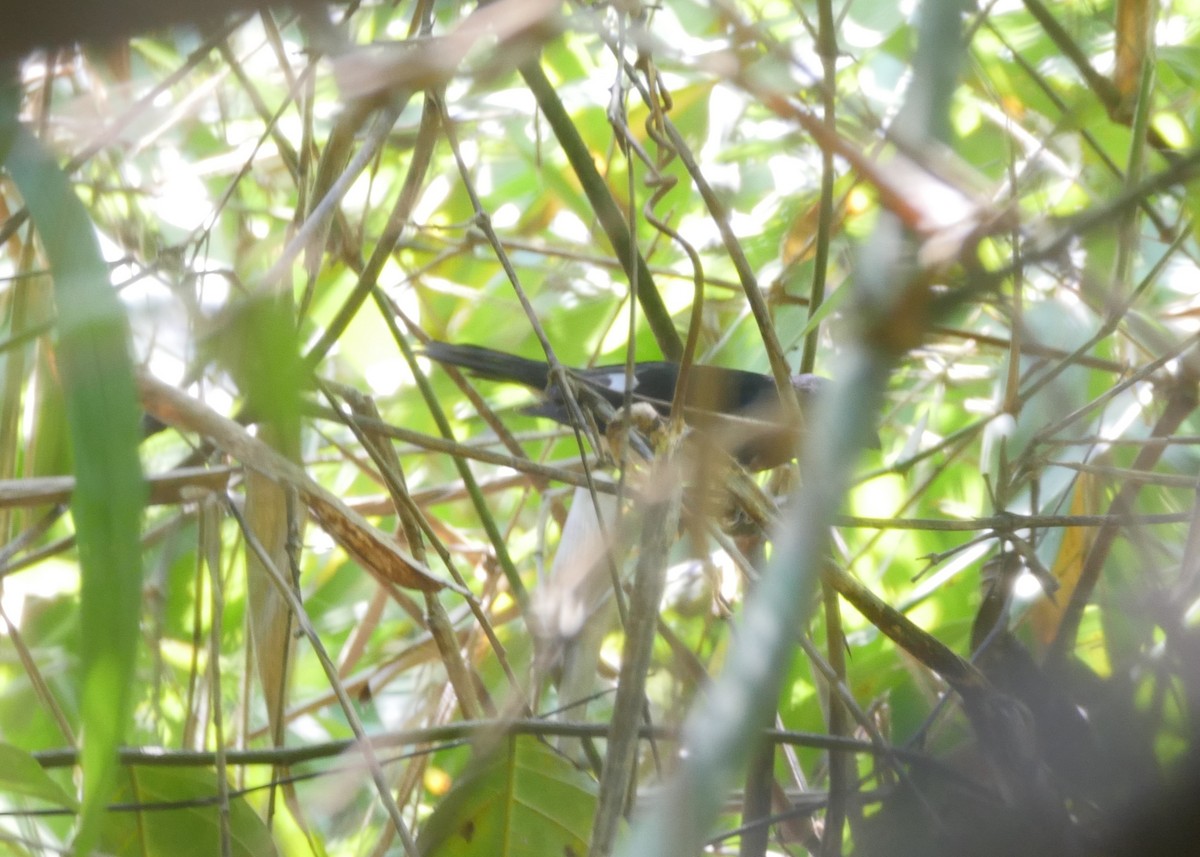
[
  {"left": 2, "top": 90, "right": 146, "bottom": 854},
  {"left": 0, "top": 743, "right": 76, "bottom": 808}
]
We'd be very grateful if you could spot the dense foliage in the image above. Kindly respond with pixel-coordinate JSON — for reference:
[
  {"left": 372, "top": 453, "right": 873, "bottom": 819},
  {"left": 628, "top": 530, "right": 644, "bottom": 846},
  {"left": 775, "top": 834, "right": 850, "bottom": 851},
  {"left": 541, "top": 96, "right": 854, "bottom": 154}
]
[{"left": 3, "top": 0, "right": 1200, "bottom": 854}]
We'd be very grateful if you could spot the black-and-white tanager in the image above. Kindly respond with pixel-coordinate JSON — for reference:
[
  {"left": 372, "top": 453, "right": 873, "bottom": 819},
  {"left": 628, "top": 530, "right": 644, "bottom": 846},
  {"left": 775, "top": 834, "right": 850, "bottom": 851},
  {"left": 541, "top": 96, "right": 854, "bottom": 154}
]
[{"left": 424, "top": 342, "right": 832, "bottom": 470}]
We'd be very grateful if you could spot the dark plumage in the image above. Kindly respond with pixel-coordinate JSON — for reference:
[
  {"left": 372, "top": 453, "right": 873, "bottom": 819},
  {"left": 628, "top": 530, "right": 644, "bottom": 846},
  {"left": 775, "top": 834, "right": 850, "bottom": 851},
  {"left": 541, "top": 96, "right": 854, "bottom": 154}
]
[{"left": 423, "top": 341, "right": 830, "bottom": 470}]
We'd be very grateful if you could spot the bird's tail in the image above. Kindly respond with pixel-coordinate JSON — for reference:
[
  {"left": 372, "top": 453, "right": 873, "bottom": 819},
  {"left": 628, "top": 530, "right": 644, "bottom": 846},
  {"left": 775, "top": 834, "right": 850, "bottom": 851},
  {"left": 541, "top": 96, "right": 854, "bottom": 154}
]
[{"left": 423, "top": 342, "right": 551, "bottom": 390}]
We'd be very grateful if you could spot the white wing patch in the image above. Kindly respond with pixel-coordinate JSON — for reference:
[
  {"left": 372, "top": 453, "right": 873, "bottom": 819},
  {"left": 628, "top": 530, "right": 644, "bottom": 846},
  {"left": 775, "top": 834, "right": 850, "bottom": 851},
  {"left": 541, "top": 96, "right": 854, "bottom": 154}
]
[{"left": 592, "top": 372, "right": 638, "bottom": 393}]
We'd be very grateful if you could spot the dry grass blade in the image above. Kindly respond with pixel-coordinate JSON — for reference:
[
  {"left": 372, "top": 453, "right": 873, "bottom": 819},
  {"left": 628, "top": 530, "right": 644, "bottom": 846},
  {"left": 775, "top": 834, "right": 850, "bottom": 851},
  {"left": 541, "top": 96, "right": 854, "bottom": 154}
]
[{"left": 137, "top": 371, "right": 461, "bottom": 595}]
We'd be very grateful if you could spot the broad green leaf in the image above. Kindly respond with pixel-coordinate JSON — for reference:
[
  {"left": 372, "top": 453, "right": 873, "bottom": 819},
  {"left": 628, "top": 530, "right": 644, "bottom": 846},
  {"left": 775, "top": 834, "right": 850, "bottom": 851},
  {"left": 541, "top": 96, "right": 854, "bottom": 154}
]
[
  {"left": 99, "top": 766, "right": 278, "bottom": 857},
  {"left": 418, "top": 736, "right": 599, "bottom": 857},
  {"left": 0, "top": 744, "right": 76, "bottom": 808}
]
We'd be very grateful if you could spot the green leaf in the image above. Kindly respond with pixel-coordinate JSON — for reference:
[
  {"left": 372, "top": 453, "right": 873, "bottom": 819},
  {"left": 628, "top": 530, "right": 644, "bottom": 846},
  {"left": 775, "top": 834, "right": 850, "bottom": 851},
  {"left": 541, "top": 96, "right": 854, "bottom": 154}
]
[
  {"left": 99, "top": 766, "right": 278, "bottom": 857},
  {"left": 0, "top": 744, "right": 76, "bottom": 808},
  {"left": 418, "top": 736, "right": 599, "bottom": 857},
  {"left": 1, "top": 85, "right": 147, "bottom": 854}
]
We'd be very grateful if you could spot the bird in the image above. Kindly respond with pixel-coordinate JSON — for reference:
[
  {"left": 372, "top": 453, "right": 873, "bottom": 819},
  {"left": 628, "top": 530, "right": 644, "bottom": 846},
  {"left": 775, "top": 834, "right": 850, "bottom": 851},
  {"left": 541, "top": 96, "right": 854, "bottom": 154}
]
[{"left": 422, "top": 341, "right": 831, "bottom": 470}]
